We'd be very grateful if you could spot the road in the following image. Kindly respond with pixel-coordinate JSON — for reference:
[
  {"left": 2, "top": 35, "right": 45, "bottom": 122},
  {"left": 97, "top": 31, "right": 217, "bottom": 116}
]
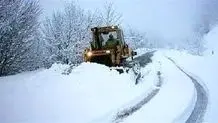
[
  {"left": 167, "top": 57, "right": 208, "bottom": 123},
  {"left": 134, "top": 51, "right": 156, "bottom": 67},
  {"left": 113, "top": 52, "right": 208, "bottom": 123}
]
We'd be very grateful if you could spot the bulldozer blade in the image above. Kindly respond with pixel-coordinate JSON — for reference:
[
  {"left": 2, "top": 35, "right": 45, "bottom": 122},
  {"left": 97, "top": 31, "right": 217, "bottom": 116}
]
[{"left": 110, "top": 61, "right": 142, "bottom": 84}]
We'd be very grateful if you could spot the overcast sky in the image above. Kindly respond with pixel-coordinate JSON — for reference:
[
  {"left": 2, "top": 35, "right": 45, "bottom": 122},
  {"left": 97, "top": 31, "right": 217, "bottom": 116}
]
[
  {"left": 40, "top": 0, "right": 144, "bottom": 28},
  {"left": 40, "top": 0, "right": 202, "bottom": 42}
]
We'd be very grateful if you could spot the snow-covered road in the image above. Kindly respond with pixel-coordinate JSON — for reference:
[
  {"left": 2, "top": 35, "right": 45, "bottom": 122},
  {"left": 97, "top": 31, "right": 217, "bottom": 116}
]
[
  {"left": 167, "top": 57, "right": 208, "bottom": 123},
  {"left": 117, "top": 53, "right": 209, "bottom": 123},
  {"left": 111, "top": 52, "right": 201, "bottom": 123}
]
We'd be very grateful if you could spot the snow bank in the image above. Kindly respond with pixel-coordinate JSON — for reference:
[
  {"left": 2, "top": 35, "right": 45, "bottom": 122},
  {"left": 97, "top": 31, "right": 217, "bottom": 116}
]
[{"left": 0, "top": 61, "right": 156, "bottom": 123}]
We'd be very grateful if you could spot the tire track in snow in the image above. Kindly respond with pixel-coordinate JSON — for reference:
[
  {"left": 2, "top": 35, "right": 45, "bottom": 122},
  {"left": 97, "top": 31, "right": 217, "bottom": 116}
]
[
  {"left": 113, "top": 71, "right": 162, "bottom": 123},
  {"left": 167, "top": 57, "right": 208, "bottom": 123}
]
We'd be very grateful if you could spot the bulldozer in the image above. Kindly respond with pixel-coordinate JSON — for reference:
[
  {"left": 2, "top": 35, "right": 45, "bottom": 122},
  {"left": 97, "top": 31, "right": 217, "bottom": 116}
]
[
  {"left": 83, "top": 25, "right": 137, "bottom": 68},
  {"left": 83, "top": 26, "right": 141, "bottom": 83}
]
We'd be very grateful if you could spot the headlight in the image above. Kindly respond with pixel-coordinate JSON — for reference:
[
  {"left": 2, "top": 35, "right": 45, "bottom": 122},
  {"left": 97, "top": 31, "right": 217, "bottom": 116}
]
[
  {"left": 87, "top": 52, "right": 92, "bottom": 57},
  {"left": 106, "top": 50, "right": 110, "bottom": 54}
]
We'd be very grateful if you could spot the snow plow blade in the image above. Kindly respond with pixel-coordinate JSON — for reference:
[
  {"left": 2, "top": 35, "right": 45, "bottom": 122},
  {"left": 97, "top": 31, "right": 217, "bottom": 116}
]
[{"left": 110, "top": 61, "right": 142, "bottom": 84}]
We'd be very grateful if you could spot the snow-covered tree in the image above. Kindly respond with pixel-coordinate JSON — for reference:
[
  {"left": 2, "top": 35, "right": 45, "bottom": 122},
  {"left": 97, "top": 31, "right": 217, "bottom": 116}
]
[
  {"left": 124, "top": 27, "right": 148, "bottom": 50},
  {"left": 42, "top": 2, "right": 94, "bottom": 65},
  {"left": 0, "top": 0, "right": 41, "bottom": 76},
  {"left": 184, "top": 33, "right": 206, "bottom": 55}
]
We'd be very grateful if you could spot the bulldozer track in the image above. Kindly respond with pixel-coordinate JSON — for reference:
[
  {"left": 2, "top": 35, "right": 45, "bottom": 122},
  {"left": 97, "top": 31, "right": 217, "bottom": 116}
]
[{"left": 167, "top": 57, "right": 208, "bottom": 123}]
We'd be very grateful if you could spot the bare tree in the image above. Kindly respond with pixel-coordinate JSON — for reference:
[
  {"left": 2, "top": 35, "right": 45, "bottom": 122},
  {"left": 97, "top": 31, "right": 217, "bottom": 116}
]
[{"left": 99, "top": 2, "right": 122, "bottom": 26}]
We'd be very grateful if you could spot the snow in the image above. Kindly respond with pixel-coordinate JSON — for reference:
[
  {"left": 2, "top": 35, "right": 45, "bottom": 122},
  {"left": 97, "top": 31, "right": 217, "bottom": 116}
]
[
  {"left": 0, "top": 61, "right": 156, "bottom": 123},
  {"left": 1, "top": 0, "right": 218, "bottom": 122},
  {"left": 166, "top": 26, "right": 218, "bottom": 123},
  {"left": 164, "top": 53, "right": 217, "bottom": 122},
  {"left": 160, "top": 25, "right": 218, "bottom": 123},
  {"left": 1, "top": 25, "right": 218, "bottom": 123},
  {"left": 0, "top": 50, "right": 197, "bottom": 123},
  {"left": 123, "top": 51, "right": 195, "bottom": 123}
]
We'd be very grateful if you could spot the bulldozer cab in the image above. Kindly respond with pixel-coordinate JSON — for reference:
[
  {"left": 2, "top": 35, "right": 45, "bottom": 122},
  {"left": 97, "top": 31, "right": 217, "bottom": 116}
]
[{"left": 90, "top": 26, "right": 125, "bottom": 50}]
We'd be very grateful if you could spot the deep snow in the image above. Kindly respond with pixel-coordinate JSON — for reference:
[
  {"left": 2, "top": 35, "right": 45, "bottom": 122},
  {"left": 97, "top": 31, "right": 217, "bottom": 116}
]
[{"left": 0, "top": 61, "right": 157, "bottom": 123}]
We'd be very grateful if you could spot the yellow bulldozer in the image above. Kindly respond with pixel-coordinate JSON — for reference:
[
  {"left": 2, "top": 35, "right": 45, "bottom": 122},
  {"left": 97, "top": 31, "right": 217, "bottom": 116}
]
[{"left": 83, "top": 25, "right": 137, "bottom": 68}]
